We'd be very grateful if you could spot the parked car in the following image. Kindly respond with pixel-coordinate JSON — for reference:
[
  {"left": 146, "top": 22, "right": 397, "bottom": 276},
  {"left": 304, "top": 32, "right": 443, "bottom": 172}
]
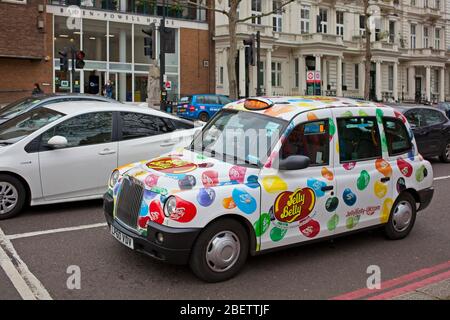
[
  {"left": 176, "top": 94, "right": 234, "bottom": 122},
  {"left": 436, "top": 102, "right": 450, "bottom": 118},
  {"left": 390, "top": 104, "right": 450, "bottom": 163},
  {"left": 0, "top": 94, "right": 116, "bottom": 124},
  {"left": 104, "top": 96, "right": 434, "bottom": 282},
  {"left": 0, "top": 101, "right": 202, "bottom": 219}
]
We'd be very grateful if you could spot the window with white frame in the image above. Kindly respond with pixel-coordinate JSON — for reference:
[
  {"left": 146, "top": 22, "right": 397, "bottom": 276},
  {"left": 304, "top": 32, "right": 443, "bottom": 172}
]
[
  {"left": 410, "top": 24, "right": 416, "bottom": 49},
  {"left": 294, "top": 58, "right": 299, "bottom": 88},
  {"left": 271, "top": 62, "right": 282, "bottom": 87},
  {"left": 258, "top": 61, "right": 265, "bottom": 88},
  {"left": 388, "top": 65, "right": 394, "bottom": 91},
  {"left": 423, "top": 26, "right": 429, "bottom": 48},
  {"left": 300, "top": 5, "right": 310, "bottom": 34},
  {"left": 411, "top": 0, "right": 416, "bottom": 6},
  {"left": 434, "top": 69, "right": 439, "bottom": 93},
  {"left": 251, "top": 0, "right": 262, "bottom": 25},
  {"left": 336, "top": 11, "right": 344, "bottom": 37},
  {"left": 342, "top": 62, "right": 346, "bottom": 88},
  {"left": 436, "top": 0, "right": 441, "bottom": 10},
  {"left": 354, "top": 64, "right": 359, "bottom": 90},
  {"left": 435, "top": 28, "right": 441, "bottom": 49},
  {"left": 359, "top": 15, "right": 366, "bottom": 36},
  {"left": 273, "top": 0, "right": 283, "bottom": 32},
  {"left": 319, "top": 8, "right": 328, "bottom": 34},
  {"left": 219, "top": 66, "right": 224, "bottom": 85},
  {"left": 389, "top": 21, "right": 395, "bottom": 43}
]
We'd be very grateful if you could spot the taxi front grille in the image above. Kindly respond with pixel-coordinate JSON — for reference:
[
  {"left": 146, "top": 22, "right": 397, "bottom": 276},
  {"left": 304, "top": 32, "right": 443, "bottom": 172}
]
[{"left": 115, "top": 176, "right": 144, "bottom": 229}]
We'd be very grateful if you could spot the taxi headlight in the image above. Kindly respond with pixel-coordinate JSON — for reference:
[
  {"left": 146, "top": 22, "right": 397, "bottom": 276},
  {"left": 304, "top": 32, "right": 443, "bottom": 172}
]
[
  {"left": 109, "top": 170, "right": 120, "bottom": 188},
  {"left": 163, "top": 196, "right": 177, "bottom": 217}
]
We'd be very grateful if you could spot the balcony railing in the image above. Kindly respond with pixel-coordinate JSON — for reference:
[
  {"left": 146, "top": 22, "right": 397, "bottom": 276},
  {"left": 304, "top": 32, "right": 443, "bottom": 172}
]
[{"left": 47, "top": 0, "right": 207, "bottom": 22}]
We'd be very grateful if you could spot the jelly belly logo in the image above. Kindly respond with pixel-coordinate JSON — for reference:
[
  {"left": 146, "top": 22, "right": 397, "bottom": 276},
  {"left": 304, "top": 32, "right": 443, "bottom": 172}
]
[
  {"left": 146, "top": 157, "right": 197, "bottom": 174},
  {"left": 274, "top": 188, "right": 316, "bottom": 223}
]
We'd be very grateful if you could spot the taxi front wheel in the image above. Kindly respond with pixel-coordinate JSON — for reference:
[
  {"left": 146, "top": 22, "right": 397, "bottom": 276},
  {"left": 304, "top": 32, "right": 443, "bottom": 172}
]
[
  {"left": 0, "top": 174, "right": 26, "bottom": 220},
  {"left": 189, "top": 219, "right": 248, "bottom": 282},
  {"left": 384, "top": 193, "right": 417, "bottom": 240}
]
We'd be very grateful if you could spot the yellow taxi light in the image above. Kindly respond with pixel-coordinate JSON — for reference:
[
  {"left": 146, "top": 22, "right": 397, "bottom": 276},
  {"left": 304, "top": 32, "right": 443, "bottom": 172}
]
[{"left": 244, "top": 99, "right": 272, "bottom": 111}]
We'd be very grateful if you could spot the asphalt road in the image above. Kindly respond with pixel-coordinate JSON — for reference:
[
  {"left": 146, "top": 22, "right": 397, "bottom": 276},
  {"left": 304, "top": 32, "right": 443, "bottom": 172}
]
[{"left": 0, "top": 160, "right": 449, "bottom": 300}]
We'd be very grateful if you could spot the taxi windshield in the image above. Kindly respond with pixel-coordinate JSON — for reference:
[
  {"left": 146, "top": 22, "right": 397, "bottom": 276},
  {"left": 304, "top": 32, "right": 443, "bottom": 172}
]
[{"left": 190, "top": 109, "right": 287, "bottom": 167}]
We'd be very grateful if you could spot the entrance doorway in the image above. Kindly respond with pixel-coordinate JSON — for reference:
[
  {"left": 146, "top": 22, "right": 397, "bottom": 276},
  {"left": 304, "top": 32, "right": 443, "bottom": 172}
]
[{"left": 415, "top": 77, "right": 422, "bottom": 102}]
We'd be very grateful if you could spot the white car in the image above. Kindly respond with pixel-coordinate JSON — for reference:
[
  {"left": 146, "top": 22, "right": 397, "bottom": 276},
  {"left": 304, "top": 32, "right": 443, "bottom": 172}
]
[{"left": 0, "top": 101, "right": 202, "bottom": 219}]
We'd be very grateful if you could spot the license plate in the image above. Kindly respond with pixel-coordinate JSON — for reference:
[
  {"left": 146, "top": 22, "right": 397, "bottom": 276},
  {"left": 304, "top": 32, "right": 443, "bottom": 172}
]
[
  {"left": 178, "top": 108, "right": 186, "bottom": 112},
  {"left": 110, "top": 225, "right": 134, "bottom": 249}
]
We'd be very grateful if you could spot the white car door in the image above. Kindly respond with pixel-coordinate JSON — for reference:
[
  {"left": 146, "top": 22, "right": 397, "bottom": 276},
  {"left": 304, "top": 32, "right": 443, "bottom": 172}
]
[
  {"left": 39, "top": 111, "right": 118, "bottom": 201},
  {"left": 117, "top": 111, "right": 196, "bottom": 166}
]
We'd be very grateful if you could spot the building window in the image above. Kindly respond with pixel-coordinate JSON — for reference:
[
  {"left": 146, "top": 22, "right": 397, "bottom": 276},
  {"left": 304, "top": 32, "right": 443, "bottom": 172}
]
[
  {"left": 219, "top": 66, "right": 224, "bottom": 85},
  {"left": 434, "top": 69, "right": 439, "bottom": 93},
  {"left": 294, "top": 58, "right": 299, "bottom": 88},
  {"left": 435, "top": 28, "right": 441, "bottom": 49},
  {"left": 251, "top": 0, "right": 262, "bottom": 25},
  {"left": 388, "top": 65, "right": 394, "bottom": 91},
  {"left": 336, "top": 11, "right": 344, "bottom": 37},
  {"left": 273, "top": 0, "right": 283, "bottom": 32},
  {"left": 423, "top": 26, "right": 429, "bottom": 48},
  {"left": 300, "top": 5, "right": 310, "bottom": 34},
  {"left": 1, "top": 0, "right": 27, "bottom": 3},
  {"left": 389, "top": 21, "right": 395, "bottom": 43},
  {"left": 411, "top": 0, "right": 416, "bottom": 6},
  {"left": 319, "top": 8, "right": 328, "bottom": 34},
  {"left": 258, "top": 61, "right": 265, "bottom": 88},
  {"left": 359, "top": 15, "right": 366, "bottom": 36},
  {"left": 271, "top": 62, "right": 282, "bottom": 87},
  {"left": 436, "top": 0, "right": 441, "bottom": 10},
  {"left": 354, "top": 64, "right": 359, "bottom": 90},
  {"left": 410, "top": 24, "right": 416, "bottom": 49}
]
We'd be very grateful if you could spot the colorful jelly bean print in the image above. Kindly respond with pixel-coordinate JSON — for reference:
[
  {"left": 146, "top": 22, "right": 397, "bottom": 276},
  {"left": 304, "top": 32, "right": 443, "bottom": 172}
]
[
  {"left": 254, "top": 213, "right": 271, "bottom": 237},
  {"left": 375, "top": 159, "right": 392, "bottom": 177},
  {"left": 178, "top": 175, "right": 197, "bottom": 190},
  {"left": 327, "top": 214, "right": 340, "bottom": 231},
  {"left": 321, "top": 167, "right": 334, "bottom": 181},
  {"left": 270, "top": 225, "right": 288, "bottom": 242},
  {"left": 197, "top": 188, "right": 216, "bottom": 207},
  {"left": 357, "top": 170, "right": 370, "bottom": 191},
  {"left": 325, "top": 197, "right": 339, "bottom": 212},
  {"left": 229, "top": 166, "right": 247, "bottom": 183},
  {"left": 374, "top": 181, "right": 388, "bottom": 198},
  {"left": 397, "top": 159, "right": 413, "bottom": 177},
  {"left": 201, "top": 170, "right": 219, "bottom": 187},
  {"left": 380, "top": 198, "right": 393, "bottom": 223},
  {"left": 416, "top": 165, "right": 426, "bottom": 182},
  {"left": 232, "top": 188, "right": 257, "bottom": 215},
  {"left": 299, "top": 218, "right": 320, "bottom": 238},
  {"left": 222, "top": 197, "right": 236, "bottom": 209},
  {"left": 343, "top": 188, "right": 357, "bottom": 206},
  {"left": 262, "top": 175, "right": 288, "bottom": 193},
  {"left": 396, "top": 177, "right": 406, "bottom": 193},
  {"left": 343, "top": 161, "right": 356, "bottom": 170},
  {"left": 170, "top": 196, "right": 197, "bottom": 223},
  {"left": 307, "top": 178, "right": 327, "bottom": 197}
]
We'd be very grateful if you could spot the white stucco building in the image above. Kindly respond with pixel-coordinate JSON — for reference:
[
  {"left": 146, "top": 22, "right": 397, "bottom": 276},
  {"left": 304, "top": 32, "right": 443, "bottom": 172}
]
[{"left": 214, "top": 0, "right": 450, "bottom": 102}]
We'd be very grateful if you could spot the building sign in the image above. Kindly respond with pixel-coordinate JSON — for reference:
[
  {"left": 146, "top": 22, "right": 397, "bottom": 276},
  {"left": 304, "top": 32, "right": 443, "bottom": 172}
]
[
  {"left": 306, "top": 71, "right": 321, "bottom": 84},
  {"left": 46, "top": 5, "right": 208, "bottom": 29},
  {"left": 165, "top": 81, "right": 172, "bottom": 91}
]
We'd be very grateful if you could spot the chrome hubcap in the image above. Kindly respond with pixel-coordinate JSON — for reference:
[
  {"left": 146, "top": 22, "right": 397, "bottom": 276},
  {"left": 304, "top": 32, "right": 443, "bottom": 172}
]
[
  {"left": 392, "top": 201, "right": 412, "bottom": 232},
  {"left": 0, "top": 182, "right": 18, "bottom": 215},
  {"left": 206, "top": 231, "right": 240, "bottom": 272}
]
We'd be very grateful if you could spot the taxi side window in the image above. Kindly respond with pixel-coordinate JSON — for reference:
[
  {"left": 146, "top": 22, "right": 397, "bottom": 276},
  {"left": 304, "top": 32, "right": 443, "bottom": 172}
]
[
  {"left": 337, "top": 117, "right": 381, "bottom": 162},
  {"left": 281, "top": 120, "right": 329, "bottom": 166},
  {"left": 383, "top": 117, "right": 412, "bottom": 155}
]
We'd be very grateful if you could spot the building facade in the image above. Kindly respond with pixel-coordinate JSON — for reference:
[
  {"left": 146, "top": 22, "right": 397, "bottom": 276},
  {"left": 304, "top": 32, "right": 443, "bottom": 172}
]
[
  {"left": 215, "top": 0, "right": 450, "bottom": 103},
  {"left": 0, "top": 0, "right": 215, "bottom": 104}
]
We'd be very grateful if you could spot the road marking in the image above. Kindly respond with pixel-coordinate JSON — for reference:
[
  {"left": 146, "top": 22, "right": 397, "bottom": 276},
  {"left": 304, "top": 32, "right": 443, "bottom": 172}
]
[
  {"left": 6, "top": 222, "right": 108, "bottom": 240},
  {"left": 330, "top": 260, "right": 450, "bottom": 300},
  {"left": 368, "top": 269, "right": 450, "bottom": 300},
  {"left": 434, "top": 175, "right": 450, "bottom": 181},
  {"left": 0, "top": 227, "right": 52, "bottom": 300}
]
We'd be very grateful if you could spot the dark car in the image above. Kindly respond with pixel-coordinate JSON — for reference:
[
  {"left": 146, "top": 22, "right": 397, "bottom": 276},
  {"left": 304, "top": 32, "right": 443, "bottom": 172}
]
[
  {"left": 391, "top": 104, "right": 450, "bottom": 163},
  {"left": 436, "top": 102, "right": 450, "bottom": 118},
  {"left": 176, "top": 94, "right": 234, "bottom": 122},
  {"left": 0, "top": 94, "right": 116, "bottom": 124}
]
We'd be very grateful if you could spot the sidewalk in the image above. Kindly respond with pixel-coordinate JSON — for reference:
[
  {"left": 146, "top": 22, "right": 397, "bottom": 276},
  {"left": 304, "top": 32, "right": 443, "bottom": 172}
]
[{"left": 392, "top": 278, "right": 450, "bottom": 300}]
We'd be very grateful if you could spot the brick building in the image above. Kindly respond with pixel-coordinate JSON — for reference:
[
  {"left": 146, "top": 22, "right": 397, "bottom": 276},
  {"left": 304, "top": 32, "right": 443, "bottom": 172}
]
[{"left": 0, "top": 0, "right": 215, "bottom": 104}]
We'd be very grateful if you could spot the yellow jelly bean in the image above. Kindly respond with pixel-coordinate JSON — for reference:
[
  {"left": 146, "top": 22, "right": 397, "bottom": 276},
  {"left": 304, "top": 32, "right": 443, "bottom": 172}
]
[
  {"left": 380, "top": 198, "right": 393, "bottom": 223},
  {"left": 374, "top": 181, "right": 388, "bottom": 198},
  {"left": 262, "top": 175, "right": 288, "bottom": 193}
]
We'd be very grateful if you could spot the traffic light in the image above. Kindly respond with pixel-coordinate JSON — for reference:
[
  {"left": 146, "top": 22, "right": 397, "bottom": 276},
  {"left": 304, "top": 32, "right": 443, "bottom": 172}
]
[
  {"left": 143, "top": 24, "right": 156, "bottom": 60},
  {"left": 243, "top": 35, "right": 255, "bottom": 66},
  {"left": 75, "top": 50, "right": 85, "bottom": 69},
  {"left": 58, "top": 50, "right": 68, "bottom": 72}
]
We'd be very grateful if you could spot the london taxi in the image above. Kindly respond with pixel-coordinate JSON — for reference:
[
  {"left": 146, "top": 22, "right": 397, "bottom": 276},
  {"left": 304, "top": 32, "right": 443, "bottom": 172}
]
[{"left": 103, "top": 96, "right": 434, "bottom": 282}]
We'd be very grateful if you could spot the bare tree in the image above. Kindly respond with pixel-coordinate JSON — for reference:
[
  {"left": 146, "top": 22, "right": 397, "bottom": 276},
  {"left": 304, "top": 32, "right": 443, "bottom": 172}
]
[{"left": 175, "top": 0, "right": 294, "bottom": 100}]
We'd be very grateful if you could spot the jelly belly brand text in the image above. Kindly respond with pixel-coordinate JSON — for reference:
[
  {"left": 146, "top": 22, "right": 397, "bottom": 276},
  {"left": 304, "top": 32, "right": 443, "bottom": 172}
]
[{"left": 274, "top": 188, "right": 316, "bottom": 223}]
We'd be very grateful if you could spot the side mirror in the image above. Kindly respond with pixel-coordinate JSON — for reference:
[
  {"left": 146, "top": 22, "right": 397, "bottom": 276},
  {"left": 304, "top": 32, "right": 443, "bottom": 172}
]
[
  {"left": 278, "top": 155, "right": 311, "bottom": 171},
  {"left": 47, "top": 135, "right": 68, "bottom": 148}
]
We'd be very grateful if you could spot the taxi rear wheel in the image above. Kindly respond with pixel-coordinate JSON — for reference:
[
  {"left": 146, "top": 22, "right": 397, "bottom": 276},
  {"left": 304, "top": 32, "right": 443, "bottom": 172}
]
[
  {"left": 0, "top": 174, "right": 26, "bottom": 220},
  {"left": 384, "top": 193, "right": 416, "bottom": 240},
  {"left": 189, "top": 218, "right": 248, "bottom": 282}
]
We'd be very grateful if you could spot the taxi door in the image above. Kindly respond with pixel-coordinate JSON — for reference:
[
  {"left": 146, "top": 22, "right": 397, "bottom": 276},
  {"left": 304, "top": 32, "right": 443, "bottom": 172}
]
[
  {"left": 331, "top": 107, "right": 394, "bottom": 232},
  {"left": 258, "top": 109, "right": 337, "bottom": 251}
]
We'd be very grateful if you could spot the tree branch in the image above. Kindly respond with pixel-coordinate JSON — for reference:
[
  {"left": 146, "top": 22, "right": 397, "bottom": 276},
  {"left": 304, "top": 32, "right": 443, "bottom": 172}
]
[{"left": 237, "top": 0, "right": 294, "bottom": 23}]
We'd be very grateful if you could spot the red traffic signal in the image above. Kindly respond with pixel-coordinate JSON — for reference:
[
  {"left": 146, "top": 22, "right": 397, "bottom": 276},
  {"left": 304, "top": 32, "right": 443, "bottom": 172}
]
[{"left": 75, "top": 50, "right": 85, "bottom": 69}]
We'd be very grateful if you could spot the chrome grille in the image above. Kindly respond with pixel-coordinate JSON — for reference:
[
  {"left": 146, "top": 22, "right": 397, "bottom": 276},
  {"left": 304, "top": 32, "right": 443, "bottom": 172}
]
[{"left": 115, "top": 176, "right": 144, "bottom": 229}]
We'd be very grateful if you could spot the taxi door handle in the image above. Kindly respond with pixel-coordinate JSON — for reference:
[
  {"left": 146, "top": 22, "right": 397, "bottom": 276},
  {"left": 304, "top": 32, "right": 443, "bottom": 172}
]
[
  {"left": 99, "top": 148, "right": 116, "bottom": 155},
  {"left": 321, "top": 185, "right": 334, "bottom": 192},
  {"left": 380, "top": 177, "right": 390, "bottom": 183}
]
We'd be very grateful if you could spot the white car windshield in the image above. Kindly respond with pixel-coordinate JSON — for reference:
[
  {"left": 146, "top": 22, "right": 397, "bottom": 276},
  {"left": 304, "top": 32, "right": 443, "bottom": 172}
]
[
  {"left": 0, "top": 97, "right": 43, "bottom": 119},
  {"left": 0, "top": 107, "right": 64, "bottom": 145},
  {"left": 190, "top": 109, "right": 287, "bottom": 167}
]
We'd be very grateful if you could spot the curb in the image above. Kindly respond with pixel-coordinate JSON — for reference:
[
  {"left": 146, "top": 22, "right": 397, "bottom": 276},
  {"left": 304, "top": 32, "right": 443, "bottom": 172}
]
[{"left": 391, "top": 278, "right": 450, "bottom": 300}]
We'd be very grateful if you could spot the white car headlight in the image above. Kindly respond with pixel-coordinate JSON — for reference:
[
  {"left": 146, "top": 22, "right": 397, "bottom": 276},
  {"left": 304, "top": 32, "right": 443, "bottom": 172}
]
[
  {"left": 109, "top": 170, "right": 120, "bottom": 188},
  {"left": 163, "top": 196, "right": 177, "bottom": 217}
]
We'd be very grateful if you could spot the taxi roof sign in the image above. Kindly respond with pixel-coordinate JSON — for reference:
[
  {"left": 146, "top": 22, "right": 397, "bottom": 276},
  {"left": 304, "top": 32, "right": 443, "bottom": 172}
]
[{"left": 244, "top": 98, "right": 273, "bottom": 111}]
